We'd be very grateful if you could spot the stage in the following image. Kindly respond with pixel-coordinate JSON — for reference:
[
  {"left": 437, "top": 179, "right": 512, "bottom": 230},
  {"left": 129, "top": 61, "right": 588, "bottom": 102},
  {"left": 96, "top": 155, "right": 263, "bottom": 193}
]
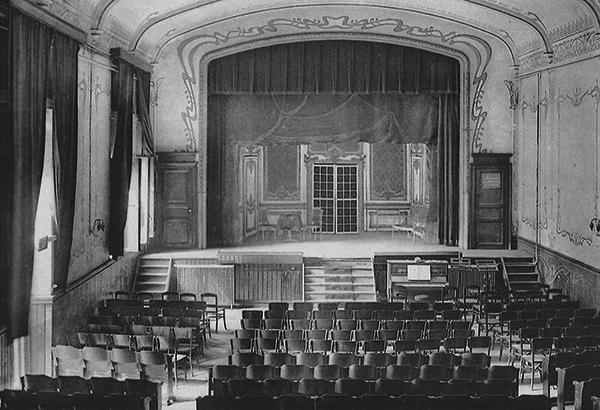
[{"left": 147, "top": 231, "right": 463, "bottom": 260}]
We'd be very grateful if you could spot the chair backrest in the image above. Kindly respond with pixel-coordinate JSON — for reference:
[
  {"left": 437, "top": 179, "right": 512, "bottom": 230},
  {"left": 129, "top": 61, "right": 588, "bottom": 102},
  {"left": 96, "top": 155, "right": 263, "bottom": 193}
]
[
  {"left": 258, "top": 208, "right": 271, "bottom": 225},
  {"left": 161, "top": 291, "right": 179, "bottom": 301},
  {"left": 311, "top": 208, "right": 323, "bottom": 225},
  {"left": 22, "top": 374, "right": 59, "bottom": 392}
]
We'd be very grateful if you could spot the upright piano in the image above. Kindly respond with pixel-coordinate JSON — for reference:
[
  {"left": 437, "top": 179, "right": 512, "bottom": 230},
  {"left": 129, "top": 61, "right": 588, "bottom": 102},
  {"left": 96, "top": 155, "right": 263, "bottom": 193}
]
[{"left": 387, "top": 259, "right": 448, "bottom": 302}]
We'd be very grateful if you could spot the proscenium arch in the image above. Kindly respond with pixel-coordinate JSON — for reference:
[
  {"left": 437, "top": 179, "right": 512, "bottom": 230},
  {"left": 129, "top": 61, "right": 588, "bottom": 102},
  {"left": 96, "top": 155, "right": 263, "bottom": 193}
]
[
  {"left": 154, "top": 5, "right": 515, "bottom": 66},
  {"left": 189, "top": 33, "right": 475, "bottom": 249}
]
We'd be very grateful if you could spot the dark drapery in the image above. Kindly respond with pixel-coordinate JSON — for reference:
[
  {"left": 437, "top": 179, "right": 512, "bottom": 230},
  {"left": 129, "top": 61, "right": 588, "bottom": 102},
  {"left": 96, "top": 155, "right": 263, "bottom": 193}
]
[
  {"left": 135, "top": 68, "right": 154, "bottom": 156},
  {"left": 209, "top": 40, "right": 459, "bottom": 94},
  {"left": 50, "top": 31, "right": 79, "bottom": 292},
  {"left": 109, "top": 59, "right": 135, "bottom": 258},
  {"left": 215, "top": 94, "right": 438, "bottom": 146},
  {"left": 436, "top": 94, "right": 460, "bottom": 245},
  {"left": 2, "top": 9, "right": 51, "bottom": 339}
]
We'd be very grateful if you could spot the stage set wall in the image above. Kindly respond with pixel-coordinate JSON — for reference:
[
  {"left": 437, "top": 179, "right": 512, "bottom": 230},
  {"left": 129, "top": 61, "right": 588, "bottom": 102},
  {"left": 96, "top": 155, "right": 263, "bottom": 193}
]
[
  {"left": 514, "top": 46, "right": 600, "bottom": 312},
  {"left": 151, "top": 6, "right": 516, "bottom": 249}
]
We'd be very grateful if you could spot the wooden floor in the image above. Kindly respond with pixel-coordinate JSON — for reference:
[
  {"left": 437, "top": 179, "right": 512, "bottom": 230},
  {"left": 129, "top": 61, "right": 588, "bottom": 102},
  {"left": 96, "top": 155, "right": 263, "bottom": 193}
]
[
  {"left": 147, "top": 231, "right": 461, "bottom": 260},
  {"left": 147, "top": 231, "right": 532, "bottom": 261}
]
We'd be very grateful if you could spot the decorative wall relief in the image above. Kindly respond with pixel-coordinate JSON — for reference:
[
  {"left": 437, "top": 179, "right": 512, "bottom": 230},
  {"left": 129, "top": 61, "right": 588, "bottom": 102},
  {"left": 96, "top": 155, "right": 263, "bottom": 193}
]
[
  {"left": 504, "top": 80, "right": 519, "bottom": 110},
  {"left": 369, "top": 143, "right": 407, "bottom": 201},
  {"left": 243, "top": 155, "right": 257, "bottom": 235},
  {"left": 554, "top": 81, "right": 599, "bottom": 247},
  {"left": 264, "top": 145, "right": 300, "bottom": 201}
]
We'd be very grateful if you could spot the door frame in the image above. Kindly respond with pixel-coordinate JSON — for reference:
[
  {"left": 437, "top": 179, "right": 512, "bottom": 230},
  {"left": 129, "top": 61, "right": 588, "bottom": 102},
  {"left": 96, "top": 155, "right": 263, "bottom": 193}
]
[
  {"left": 154, "top": 152, "right": 199, "bottom": 250},
  {"left": 307, "top": 159, "right": 364, "bottom": 234}
]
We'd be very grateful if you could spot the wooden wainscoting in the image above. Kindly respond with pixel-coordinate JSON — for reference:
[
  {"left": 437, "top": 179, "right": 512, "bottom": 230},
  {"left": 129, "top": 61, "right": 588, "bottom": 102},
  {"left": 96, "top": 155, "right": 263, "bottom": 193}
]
[{"left": 177, "top": 265, "right": 235, "bottom": 306}]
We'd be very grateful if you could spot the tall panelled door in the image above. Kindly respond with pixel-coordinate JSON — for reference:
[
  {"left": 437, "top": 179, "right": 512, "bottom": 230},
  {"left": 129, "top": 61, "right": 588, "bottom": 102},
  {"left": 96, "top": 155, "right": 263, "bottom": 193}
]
[
  {"left": 156, "top": 153, "right": 198, "bottom": 249},
  {"left": 469, "top": 154, "right": 512, "bottom": 249}
]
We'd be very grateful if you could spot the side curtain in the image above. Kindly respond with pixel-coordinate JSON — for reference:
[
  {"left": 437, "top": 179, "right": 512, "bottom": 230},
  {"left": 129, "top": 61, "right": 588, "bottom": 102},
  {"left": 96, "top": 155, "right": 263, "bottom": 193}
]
[
  {"left": 108, "top": 59, "right": 134, "bottom": 258},
  {"left": 135, "top": 68, "right": 154, "bottom": 156},
  {"left": 2, "top": 9, "right": 50, "bottom": 339},
  {"left": 436, "top": 93, "right": 460, "bottom": 246},
  {"left": 50, "top": 31, "right": 79, "bottom": 292}
]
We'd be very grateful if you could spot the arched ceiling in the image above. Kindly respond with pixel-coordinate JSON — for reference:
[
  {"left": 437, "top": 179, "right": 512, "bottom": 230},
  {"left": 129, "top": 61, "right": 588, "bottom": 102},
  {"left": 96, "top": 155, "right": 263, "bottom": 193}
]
[{"left": 40, "top": 0, "right": 600, "bottom": 66}]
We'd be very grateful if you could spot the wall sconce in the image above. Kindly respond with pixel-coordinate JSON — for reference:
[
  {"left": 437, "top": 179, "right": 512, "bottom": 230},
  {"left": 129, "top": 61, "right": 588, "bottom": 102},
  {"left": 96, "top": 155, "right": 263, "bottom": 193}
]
[
  {"left": 90, "top": 218, "right": 106, "bottom": 237},
  {"left": 590, "top": 218, "right": 600, "bottom": 236}
]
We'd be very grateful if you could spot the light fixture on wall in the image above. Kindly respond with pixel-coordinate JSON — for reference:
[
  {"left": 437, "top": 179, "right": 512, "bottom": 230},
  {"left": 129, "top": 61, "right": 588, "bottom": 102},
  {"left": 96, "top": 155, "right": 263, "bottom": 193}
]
[
  {"left": 90, "top": 218, "right": 106, "bottom": 237},
  {"left": 590, "top": 218, "right": 600, "bottom": 236}
]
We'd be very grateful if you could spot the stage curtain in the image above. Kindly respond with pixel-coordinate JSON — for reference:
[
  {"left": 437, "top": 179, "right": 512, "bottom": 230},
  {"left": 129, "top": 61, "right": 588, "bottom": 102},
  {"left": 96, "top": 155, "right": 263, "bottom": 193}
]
[
  {"left": 50, "top": 31, "right": 80, "bottom": 292},
  {"left": 432, "top": 94, "right": 460, "bottom": 246},
  {"left": 3, "top": 9, "right": 51, "bottom": 339},
  {"left": 109, "top": 59, "right": 134, "bottom": 258},
  {"left": 209, "top": 40, "right": 459, "bottom": 94},
  {"left": 216, "top": 93, "right": 438, "bottom": 146},
  {"left": 135, "top": 68, "right": 155, "bottom": 156}
]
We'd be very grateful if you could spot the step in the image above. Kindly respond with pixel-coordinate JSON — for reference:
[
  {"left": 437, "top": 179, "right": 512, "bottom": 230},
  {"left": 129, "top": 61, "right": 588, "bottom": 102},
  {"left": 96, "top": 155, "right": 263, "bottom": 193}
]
[
  {"left": 507, "top": 274, "right": 539, "bottom": 282},
  {"left": 305, "top": 283, "right": 375, "bottom": 292},
  {"left": 505, "top": 265, "right": 537, "bottom": 274}
]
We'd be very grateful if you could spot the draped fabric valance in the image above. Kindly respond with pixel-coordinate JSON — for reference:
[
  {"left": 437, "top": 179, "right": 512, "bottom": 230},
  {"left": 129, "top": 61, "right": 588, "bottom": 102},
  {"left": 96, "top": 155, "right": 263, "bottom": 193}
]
[
  {"left": 214, "top": 93, "right": 438, "bottom": 145},
  {"left": 209, "top": 40, "right": 460, "bottom": 95}
]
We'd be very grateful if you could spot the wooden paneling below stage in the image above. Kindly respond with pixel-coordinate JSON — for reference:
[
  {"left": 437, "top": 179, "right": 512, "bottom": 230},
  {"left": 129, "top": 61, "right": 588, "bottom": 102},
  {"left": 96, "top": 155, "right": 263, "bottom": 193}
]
[{"left": 176, "top": 265, "right": 235, "bottom": 306}]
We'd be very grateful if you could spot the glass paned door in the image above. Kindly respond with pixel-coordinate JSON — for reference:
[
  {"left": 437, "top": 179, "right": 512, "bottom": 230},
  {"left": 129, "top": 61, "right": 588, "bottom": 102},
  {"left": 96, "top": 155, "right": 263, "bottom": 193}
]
[{"left": 313, "top": 164, "right": 358, "bottom": 233}]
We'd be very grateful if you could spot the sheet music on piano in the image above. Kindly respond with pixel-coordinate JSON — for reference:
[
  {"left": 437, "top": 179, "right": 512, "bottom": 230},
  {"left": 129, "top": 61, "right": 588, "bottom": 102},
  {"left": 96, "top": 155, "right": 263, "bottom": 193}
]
[{"left": 407, "top": 264, "right": 431, "bottom": 281}]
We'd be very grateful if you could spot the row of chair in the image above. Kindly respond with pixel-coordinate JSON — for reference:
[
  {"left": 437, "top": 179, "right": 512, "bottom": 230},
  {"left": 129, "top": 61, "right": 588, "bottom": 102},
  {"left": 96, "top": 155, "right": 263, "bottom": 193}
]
[
  {"left": 237, "top": 319, "right": 473, "bottom": 335},
  {"left": 211, "top": 377, "right": 519, "bottom": 399},
  {"left": 19, "top": 374, "right": 159, "bottom": 403},
  {"left": 210, "top": 362, "right": 510, "bottom": 385},
  {"left": 225, "top": 350, "right": 495, "bottom": 368},
  {"left": 244, "top": 305, "right": 460, "bottom": 321},
  {"left": 111, "top": 290, "right": 195, "bottom": 301},
  {"left": 243, "top": 316, "right": 472, "bottom": 332},
  {"left": 76, "top": 320, "right": 206, "bottom": 347},
  {"left": 196, "top": 393, "right": 552, "bottom": 410},
  {"left": 237, "top": 318, "right": 472, "bottom": 334},
  {"left": 52, "top": 345, "right": 181, "bottom": 382},
  {"left": 0, "top": 389, "right": 148, "bottom": 410},
  {"left": 100, "top": 291, "right": 227, "bottom": 333},
  {"left": 265, "top": 301, "right": 422, "bottom": 311},
  {"left": 230, "top": 335, "right": 491, "bottom": 356}
]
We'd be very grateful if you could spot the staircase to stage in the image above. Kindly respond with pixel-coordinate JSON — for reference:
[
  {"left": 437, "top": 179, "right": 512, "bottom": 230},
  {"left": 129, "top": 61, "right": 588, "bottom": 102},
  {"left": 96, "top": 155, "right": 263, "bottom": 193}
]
[{"left": 303, "top": 258, "right": 376, "bottom": 303}]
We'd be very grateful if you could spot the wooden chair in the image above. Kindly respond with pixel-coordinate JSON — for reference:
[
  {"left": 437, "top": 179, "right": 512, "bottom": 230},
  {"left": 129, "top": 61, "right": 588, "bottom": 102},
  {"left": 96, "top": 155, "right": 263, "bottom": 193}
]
[
  {"left": 257, "top": 208, "right": 277, "bottom": 242},
  {"left": 303, "top": 208, "right": 323, "bottom": 241},
  {"left": 201, "top": 292, "right": 227, "bottom": 333}
]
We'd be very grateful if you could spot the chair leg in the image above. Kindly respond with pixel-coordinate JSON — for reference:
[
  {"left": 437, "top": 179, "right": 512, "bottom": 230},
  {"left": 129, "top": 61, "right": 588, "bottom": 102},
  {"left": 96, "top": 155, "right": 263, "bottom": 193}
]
[{"left": 221, "top": 311, "right": 227, "bottom": 330}]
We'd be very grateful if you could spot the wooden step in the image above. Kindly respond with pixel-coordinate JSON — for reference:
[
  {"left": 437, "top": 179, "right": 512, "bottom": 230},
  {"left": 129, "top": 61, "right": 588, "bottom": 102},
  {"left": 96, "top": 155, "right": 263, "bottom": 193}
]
[
  {"left": 133, "top": 256, "right": 173, "bottom": 295},
  {"left": 303, "top": 257, "right": 375, "bottom": 302}
]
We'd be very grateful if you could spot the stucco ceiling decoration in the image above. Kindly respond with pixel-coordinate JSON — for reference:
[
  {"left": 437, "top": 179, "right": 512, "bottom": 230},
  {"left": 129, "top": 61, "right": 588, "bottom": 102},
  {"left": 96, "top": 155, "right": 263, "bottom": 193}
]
[{"left": 79, "top": 0, "right": 599, "bottom": 63}]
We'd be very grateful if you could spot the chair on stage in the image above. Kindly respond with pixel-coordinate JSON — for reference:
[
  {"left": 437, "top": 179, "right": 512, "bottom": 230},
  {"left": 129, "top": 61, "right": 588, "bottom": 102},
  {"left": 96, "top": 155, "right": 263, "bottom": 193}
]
[
  {"left": 303, "top": 208, "right": 323, "bottom": 241},
  {"left": 257, "top": 208, "right": 278, "bottom": 242}
]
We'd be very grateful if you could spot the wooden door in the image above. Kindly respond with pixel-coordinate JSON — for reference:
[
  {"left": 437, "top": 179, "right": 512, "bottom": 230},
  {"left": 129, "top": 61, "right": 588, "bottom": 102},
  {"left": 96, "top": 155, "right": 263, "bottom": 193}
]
[
  {"left": 469, "top": 154, "right": 512, "bottom": 249},
  {"left": 156, "top": 155, "right": 197, "bottom": 249}
]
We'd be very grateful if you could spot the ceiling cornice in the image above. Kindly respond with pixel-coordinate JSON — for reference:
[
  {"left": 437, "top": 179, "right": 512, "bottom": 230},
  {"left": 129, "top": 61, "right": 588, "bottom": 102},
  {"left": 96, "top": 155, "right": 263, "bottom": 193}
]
[{"left": 464, "top": 0, "right": 553, "bottom": 54}]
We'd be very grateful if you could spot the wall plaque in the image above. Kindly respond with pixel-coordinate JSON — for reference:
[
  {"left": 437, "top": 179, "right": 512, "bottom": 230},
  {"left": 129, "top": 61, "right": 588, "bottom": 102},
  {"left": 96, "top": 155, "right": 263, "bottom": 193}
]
[{"left": 481, "top": 172, "right": 501, "bottom": 189}]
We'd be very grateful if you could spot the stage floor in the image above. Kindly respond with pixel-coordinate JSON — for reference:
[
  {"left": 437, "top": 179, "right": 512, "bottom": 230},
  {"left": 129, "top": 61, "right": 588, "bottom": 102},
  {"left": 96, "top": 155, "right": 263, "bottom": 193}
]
[{"left": 148, "top": 231, "right": 462, "bottom": 260}]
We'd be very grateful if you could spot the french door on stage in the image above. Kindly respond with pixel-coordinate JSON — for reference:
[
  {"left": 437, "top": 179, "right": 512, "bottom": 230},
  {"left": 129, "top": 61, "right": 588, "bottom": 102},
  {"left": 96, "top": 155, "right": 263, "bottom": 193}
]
[{"left": 312, "top": 164, "right": 359, "bottom": 233}]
